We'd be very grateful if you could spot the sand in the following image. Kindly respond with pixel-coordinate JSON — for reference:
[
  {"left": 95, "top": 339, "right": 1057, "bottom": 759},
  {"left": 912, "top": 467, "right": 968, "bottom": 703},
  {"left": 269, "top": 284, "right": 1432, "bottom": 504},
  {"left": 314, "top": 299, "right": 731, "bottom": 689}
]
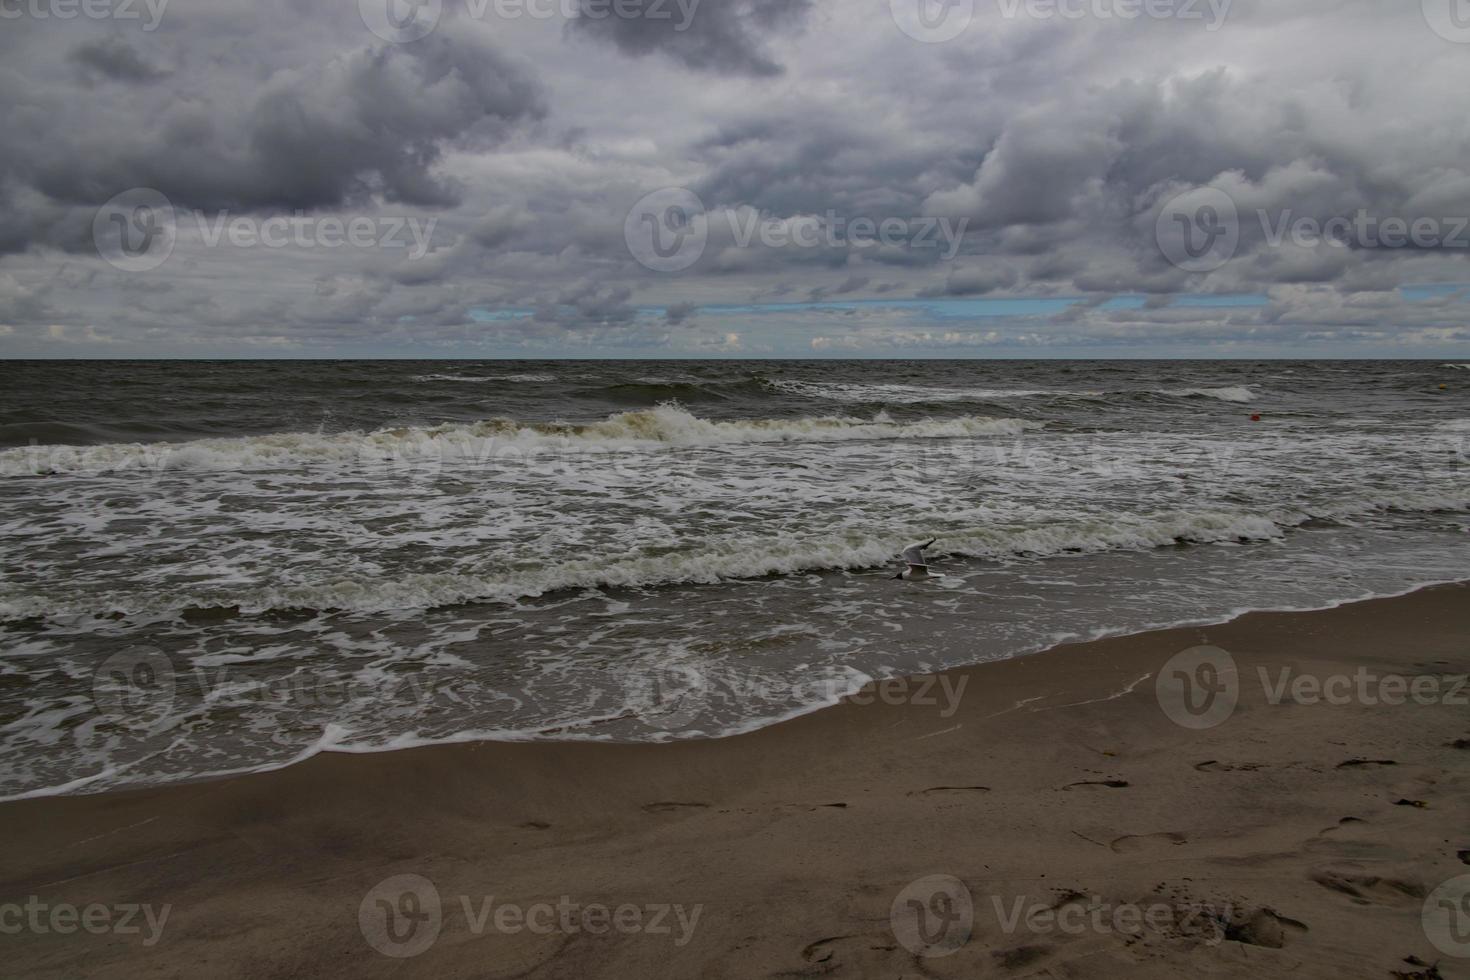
[{"left": 1, "top": 583, "right": 1467, "bottom": 979}]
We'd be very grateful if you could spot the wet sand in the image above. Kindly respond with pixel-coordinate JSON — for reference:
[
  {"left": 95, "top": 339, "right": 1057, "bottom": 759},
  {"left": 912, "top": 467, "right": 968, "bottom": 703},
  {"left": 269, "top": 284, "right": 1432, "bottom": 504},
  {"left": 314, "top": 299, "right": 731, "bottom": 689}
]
[{"left": 1, "top": 584, "right": 1467, "bottom": 978}]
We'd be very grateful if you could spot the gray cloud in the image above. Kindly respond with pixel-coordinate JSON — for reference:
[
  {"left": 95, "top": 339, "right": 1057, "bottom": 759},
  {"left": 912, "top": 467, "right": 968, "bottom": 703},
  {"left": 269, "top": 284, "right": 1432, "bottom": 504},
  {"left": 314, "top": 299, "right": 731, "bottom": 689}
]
[
  {"left": 566, "top": 0, "right": 813, "bottom": 76},
  {"left": 68, "top": 36, "right": 171, "bottom": 85},
  {"left": 1, "top": 0, "right": 1468, "bottom": 356}
]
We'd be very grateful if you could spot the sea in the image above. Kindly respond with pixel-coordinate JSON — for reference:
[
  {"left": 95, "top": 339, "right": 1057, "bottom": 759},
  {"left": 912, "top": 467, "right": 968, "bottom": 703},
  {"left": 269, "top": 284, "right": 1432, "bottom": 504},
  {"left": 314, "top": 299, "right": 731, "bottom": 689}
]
[{"left": 0, "top": 359, "right": 1466, "bottom": 799}]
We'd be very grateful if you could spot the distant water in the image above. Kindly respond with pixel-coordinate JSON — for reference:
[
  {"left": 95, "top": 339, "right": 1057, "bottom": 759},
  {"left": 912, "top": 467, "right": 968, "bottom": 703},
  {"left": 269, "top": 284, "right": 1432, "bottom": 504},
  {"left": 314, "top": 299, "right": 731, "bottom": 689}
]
[{"left": 0, "top": 360, "right": 1466, "bottom": 798}]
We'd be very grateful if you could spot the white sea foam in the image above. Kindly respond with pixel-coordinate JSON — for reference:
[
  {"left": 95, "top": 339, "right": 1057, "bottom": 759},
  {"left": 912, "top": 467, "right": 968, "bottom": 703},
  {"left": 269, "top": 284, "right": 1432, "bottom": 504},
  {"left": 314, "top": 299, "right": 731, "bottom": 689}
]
[
  {"left": 767, "top": 377, "right": 1259, "bottom": 404},
  {"left": 0, "top": 404, "right": 1041, "bottom": 477},
  {"left": 413, "top": 373, "right": 557, "bottom": 383},
  {"left": 765, "top": 379, "right": 1063, "bottom": 403},
  {"left": 3, "top": 494, "right": 1462, "bottom": 622},
  {"left": 1171, "top": 386, "right": 1257, "bottom": 403}
]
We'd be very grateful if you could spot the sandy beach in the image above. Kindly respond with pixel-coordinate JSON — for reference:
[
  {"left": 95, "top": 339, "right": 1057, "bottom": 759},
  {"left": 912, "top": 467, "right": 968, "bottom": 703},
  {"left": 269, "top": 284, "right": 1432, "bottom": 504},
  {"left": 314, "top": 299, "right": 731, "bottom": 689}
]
[{"left": 0, "top": 584, "right": 1465, "bottom": 978}]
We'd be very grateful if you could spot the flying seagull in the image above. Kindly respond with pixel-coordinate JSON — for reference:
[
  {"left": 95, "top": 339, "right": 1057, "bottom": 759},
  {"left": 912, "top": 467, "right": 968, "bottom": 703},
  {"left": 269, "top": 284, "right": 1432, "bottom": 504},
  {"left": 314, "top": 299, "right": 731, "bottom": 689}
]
[{"left": 892, "top": 538, "right": 937, "bottom": 580}]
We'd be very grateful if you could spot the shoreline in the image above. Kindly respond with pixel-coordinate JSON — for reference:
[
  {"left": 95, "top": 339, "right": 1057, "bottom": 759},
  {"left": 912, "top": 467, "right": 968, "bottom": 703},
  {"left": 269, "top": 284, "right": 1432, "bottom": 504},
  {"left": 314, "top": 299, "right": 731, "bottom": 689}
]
[
  {"left": 7, "top": 575, "right": 1468, "bottom": 805},
  {"left": 1, "top": 583, "right": 1468, "bottom": 977}
]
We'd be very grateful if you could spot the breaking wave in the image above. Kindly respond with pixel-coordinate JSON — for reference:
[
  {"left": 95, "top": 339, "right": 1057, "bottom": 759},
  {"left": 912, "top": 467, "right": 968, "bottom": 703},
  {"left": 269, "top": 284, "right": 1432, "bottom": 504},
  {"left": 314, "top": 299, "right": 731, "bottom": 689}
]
[
  {"left": 1171, "top": 386, "right": 1257, "bottom": 403},
  {"left": 0, "top": 404, "right": 1041, "bottom": 477},
  {"left": 762, "top": 378, "right": 1258, "bottom": 405},
  {"left": 3, "top": 494, "right": 1462, "bottom": 622}
]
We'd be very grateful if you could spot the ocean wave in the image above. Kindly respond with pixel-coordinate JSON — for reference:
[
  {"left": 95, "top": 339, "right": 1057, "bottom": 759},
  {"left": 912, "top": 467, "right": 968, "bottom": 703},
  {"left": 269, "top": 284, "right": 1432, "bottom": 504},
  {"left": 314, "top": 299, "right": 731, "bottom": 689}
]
[
  {"left": 4, "top": 495, "right": 1462, "bottom": 622},
  {"left": 764, "top": 378, "right": 1258, "bottom": 405},
  {"left": 0, "top": 404, "right": 1040, "bottom": 477},
  {"left": 1168, "top": 386, "right": 1257, "bottom": 403},
  {"left": 1443, "top": 364, "right": 1470, "bottom": 371},
  {"left": 763, "top": 378, "right": 1063, "bottom": 403},
  {"left": 412, "top": 373, "right": 557, "bottom": 383}
]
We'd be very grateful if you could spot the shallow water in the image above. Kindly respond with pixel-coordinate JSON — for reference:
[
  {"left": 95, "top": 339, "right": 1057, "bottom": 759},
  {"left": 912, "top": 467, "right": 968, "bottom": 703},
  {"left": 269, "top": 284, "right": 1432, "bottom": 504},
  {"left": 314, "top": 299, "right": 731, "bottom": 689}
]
[{"left": 0, "top": 359, "right": 1465, "bottom": 797}]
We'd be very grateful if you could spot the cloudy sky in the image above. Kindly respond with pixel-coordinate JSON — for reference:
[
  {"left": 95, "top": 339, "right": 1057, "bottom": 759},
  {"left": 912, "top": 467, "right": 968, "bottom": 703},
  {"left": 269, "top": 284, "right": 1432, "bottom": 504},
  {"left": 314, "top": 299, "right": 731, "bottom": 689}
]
[{"left": 2, "top": 0, "right": 1469, "bottom": 357}]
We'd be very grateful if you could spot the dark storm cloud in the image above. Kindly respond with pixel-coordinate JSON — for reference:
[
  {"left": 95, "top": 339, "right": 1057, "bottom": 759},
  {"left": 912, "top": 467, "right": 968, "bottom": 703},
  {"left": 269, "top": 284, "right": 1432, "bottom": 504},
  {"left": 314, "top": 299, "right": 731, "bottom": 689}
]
[
  {"left": 1, "top": 21, "right": 546, "bottom": 256},
  {"left": 2, "top": 0, "right": 1470, "bottom": 355},
  {"left": 68, "top": 37, "right": 171, "bottom": 85},
  {"left": 808, "top": 274, "right": 869, "bottom": 302},
  {"left": 567, "top": 0, "right": 813, "bottom": 76},
  {"left": 919, "top": 265, "right": 1018, "bottom": 297},
  {"left": 69, "top": 37, "right": 537, "bottom": 211}
]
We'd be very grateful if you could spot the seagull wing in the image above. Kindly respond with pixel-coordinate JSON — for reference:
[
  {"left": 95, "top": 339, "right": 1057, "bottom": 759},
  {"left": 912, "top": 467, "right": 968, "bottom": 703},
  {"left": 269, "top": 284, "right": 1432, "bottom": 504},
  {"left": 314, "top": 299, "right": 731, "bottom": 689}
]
[{"left": 900, "top": 544, "right": 929, "bottom": 566}]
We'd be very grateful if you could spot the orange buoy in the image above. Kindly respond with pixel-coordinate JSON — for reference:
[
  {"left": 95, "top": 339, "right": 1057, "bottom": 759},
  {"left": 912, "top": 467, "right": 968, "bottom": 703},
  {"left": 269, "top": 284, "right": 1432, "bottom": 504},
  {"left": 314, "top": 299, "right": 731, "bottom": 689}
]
[{"left": 1250, "top": 414, "right": 1262, "bottom": 422}]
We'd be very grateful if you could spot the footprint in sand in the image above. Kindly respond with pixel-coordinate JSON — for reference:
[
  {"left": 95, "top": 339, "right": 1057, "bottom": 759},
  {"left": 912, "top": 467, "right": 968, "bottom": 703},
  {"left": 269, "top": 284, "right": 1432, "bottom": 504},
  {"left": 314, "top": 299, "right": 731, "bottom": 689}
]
[
  {"left": 1109, "top": 832, "right": 1187, "bottom": 853},
  {"left": 992, "top": 944, "right": 1053, "bottom": 970},
  {"left": 1310, "top": 869, "right": 1426, "bottom": 906},
  {"left": 1194, "top": 760, "right": 1265, "bottom": 772},
  {"left": 1061, "top": 779, "right": 1129, "bottom": 790},
  {"left": 908, "top": 785, "right": 991, "bottom": 797},
  {"left": 642, "top": 801, "right": 710, "bottom": 813},
  {"left": 1336, "top": 759, "right": 1397, "bottom": 769}
]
